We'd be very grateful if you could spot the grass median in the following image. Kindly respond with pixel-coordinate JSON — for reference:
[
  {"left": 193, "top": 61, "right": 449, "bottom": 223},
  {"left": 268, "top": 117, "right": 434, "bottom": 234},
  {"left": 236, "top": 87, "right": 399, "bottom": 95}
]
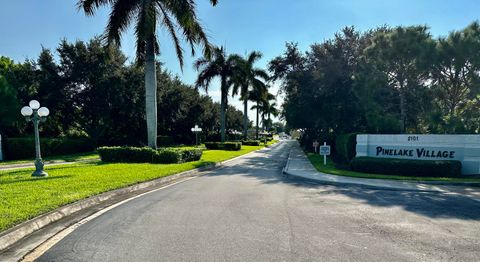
[
  {"left": 307, "top": 153, "right": 480, "bottom": 183},
  {"left": 0, "top": 145, "right": 266, "bottom": 232}
]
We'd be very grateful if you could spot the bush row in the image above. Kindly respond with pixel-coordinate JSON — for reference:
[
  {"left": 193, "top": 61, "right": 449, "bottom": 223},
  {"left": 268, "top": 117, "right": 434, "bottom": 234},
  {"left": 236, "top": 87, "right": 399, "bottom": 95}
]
[
  {"left": 3, "top": 137, "right": 94, "bottom": 160},
  {"left": 97, "top": 147, "right": 203, "bottom": 164},
  {"left": 350, "top": 157, "right": 462, "bottom": 177},
  {"left": 204, "top": 142, "right": 242, "bottom": 151},
  {"left": 241, "top": 140, "right": 261, "bottom": 146}
]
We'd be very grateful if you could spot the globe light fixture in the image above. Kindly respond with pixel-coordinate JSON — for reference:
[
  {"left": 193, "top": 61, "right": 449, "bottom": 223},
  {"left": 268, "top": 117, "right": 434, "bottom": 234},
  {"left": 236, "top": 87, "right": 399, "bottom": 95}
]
[
  {"left": 38, "top": 107, "right": 50, "bottom": 117},
  {"left": 21, "top": 100, "right": 50, "bottom": 177},
  {"left": 21, "top": 106, "right": 33, "bottom": 117},
  {"left": 29, "top": 100, "right": 41, "bottom": 110},
  {"left": 191, "top": 124, "right": 203, "bottom": 146}
]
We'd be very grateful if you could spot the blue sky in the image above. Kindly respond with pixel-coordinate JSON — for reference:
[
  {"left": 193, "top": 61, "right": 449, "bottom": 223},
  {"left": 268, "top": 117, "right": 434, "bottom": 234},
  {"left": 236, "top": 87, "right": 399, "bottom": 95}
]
[{"left": 1, "top": 0, "right": 479, "bottom": 121}]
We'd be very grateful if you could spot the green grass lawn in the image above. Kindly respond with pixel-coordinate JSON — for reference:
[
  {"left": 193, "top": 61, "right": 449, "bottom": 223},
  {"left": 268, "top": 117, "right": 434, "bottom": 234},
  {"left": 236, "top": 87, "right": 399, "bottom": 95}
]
[
  {"left": 0, "top": 151, "right": 99, "bottom": 166},
  {"left": 307, "top": 153, "right": 480, "bottom": 183},
  {"left": 0, "top": 145, "right": 265, "bottom": 232}
]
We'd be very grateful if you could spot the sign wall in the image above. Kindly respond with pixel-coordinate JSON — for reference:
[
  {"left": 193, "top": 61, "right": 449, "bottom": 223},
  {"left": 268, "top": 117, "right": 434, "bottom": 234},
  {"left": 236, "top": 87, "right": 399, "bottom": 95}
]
[{"left": 356, "top": 134, "right": 480, "bottom": 175}]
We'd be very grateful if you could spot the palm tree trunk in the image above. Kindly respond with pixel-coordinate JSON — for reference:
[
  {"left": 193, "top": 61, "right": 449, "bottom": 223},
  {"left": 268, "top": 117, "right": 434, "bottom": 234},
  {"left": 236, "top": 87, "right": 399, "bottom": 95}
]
[
  {"left": 268, "top": 113, "right": 271, "bottom": 132},
  {"left": 220, "top": 78, "right": 227, "bottom": 142},
  {"left": 255, "top": 101, "right": 259, "bottom": 140},
  {"left": 145, "top": 38, "right": 157, "bottom": 148},
  {"left": 243, "top": 98, "right": 248, "bottom": 140}
]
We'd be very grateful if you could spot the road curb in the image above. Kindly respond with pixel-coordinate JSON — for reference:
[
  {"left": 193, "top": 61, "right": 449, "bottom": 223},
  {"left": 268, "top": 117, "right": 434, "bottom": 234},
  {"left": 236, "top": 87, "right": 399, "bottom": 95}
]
[
  {"left": 282, "top": 148, "right": 480, "bottom": 192},
  {"left": 0, "top": 145, "right": 273, "bottom": 255}
]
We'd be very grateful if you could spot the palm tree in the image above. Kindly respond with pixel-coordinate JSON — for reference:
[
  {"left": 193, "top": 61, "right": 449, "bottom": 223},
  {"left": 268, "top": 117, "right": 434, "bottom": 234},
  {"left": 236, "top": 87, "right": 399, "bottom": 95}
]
[
  {"left": 261, "top": 100, "right": 279, "bottom": 132},
  {"left": 257, "top": 92, "right": 276, "bottom": 132},
  {"left": 195, "top": 47, "right": 237, "bottom": 142},
  {"left": 230, "top": 52, "right": 269, "bottom": 140},
  {"left": 249, "top": 82, "right": 268, "bottom": 139},
  {"left": 78, "top": 0, "right": 217, "bottom": 148}
]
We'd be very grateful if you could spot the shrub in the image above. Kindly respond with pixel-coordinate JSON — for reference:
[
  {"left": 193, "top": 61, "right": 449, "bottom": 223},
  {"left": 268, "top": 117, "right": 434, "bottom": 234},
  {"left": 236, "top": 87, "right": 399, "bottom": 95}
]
[
  {"left": 97, "top": 147, "right": 202, "bottom": 164},
  {"left": 350, "top": 157, "right": 462, "bottom": 177},
  {"left": 4, "top": 137, "right": 94, "bottom": 160},
  {"left": 179, "top": 148, "right": 203, "bottom": 162},
  {"left": 335, "top": 133, "right": 357, "bottom": 163},
  {"left": 242, "top": 140, "right": 261, "bottom": 146},
  {"left": 204, "top": 142, "right": 241, "bottom": 151}
]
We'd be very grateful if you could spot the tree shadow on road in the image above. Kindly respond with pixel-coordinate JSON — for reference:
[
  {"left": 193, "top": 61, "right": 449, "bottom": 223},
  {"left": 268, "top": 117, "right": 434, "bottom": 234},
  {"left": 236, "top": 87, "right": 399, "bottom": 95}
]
[
  {"left": 205, "top": 146, "right": 480, "bottom": 221},
  {"left": 288, "top": 176, "right": 480, "bottom": 220}
]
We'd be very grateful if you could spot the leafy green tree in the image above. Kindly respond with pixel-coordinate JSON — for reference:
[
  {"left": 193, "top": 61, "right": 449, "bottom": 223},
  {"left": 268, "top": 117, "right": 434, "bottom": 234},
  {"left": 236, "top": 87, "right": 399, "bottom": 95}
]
[
  {"left": 195, "top": 47, "right": 237, "bottom": 142},
  {"left": 431, "top": 22, "right": 480, "bottom": 133},
  {"left": 365, "top": 26, "right": 435, "bottom": 133},
  {"left": 78, "top": 0, "right": 218, "bottom": 148},
  {"left": 0, "top": 76, "right": 20, "bottom": 136}
]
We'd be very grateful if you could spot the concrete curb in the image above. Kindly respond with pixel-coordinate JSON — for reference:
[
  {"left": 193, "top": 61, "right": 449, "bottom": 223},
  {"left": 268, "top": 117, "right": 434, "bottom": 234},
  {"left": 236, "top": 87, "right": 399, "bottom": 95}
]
[
  {"left": 0, "top": 145, "right": 274, "bottom": 254},
  {"left": 283, "top": 148, "right": 480, "bottom": 192}
]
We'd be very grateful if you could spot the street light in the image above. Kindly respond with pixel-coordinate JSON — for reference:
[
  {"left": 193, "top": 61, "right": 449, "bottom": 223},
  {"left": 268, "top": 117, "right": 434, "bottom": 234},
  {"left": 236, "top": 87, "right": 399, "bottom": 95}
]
[
  {"left": 191, "top": 124, "right": 202, "bottom": 146},
  {"left": 21, "top": 100, "right": 49, "bottom": 177},
  {"left": 231, "top": 130, "right": 242, "bottom": 141}
]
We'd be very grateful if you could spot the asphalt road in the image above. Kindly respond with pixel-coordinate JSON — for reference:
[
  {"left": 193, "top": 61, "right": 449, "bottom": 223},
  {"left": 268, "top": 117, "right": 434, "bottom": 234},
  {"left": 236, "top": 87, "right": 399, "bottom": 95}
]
[{"left": 38, "top": 140, "right": 480, "bottom": 262}]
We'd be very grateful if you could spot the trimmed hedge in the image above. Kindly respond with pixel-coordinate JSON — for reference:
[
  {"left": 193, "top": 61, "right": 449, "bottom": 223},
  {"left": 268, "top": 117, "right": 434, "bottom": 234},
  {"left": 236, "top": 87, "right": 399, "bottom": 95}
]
[
  {"left": 97, "top": 146, "right": 203, "bottom": 164},
  {"left": 3, "top": 137, "right": 94, "bottom": 160},
  {"left": 351, "top": 157, "right": 462, "bottom": 177},
  {"left": 204, "top": 142, "right": 241, "bottom": 151},
  {"left": 335, "top": 133, "right": 357, "bottom": 163},
  {"left": 242, "top": 140, "right": 261, "bottom": 146}
]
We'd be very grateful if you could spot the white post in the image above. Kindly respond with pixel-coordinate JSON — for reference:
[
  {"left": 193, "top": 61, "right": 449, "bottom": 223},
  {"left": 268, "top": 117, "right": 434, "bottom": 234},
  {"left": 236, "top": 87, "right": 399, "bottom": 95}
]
[{"left": 323, "top": 142, "right": 327, "bottom": 166}]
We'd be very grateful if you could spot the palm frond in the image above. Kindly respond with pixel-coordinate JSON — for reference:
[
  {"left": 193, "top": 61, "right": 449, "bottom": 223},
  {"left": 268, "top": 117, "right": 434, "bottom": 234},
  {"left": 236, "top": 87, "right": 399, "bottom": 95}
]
[
  {"left": 106, "top": 0, "right": 142, "bottom": 45},
  {"left": 157, "top": 3, "right": 184, "bottom": 69},
  {"left": 77, "top": 0, "right": 112, "bottom": 16}
]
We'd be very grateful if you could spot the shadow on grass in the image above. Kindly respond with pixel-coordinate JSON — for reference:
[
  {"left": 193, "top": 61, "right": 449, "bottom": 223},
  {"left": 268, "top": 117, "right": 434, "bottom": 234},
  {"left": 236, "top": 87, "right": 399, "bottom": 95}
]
[{"left": 0, "top": 175, "right": 73, "bottom": 185}]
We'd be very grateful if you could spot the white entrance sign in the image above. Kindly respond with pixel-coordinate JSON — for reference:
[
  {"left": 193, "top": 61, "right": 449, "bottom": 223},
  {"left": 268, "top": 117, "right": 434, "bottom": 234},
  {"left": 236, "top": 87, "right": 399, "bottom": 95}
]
[
  {"left": 356, "top": 134, "right": 480, "bottom": 175},
  {"left": 319, "top": 145, "right": 331, "bottom": 156},
  {"left": 319, "top": 142, "right": 331, "bottom": 165}
]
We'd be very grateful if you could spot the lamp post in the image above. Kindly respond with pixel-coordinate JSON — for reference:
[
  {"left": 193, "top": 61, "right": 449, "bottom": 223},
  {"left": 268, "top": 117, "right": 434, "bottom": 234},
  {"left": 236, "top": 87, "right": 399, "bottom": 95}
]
[
  {"left": 21, "top": 100, "right": 50, "bottom": 177},
  {"left": 191, "top": 125, "right": 202, "bottom": 146},
  {"left": 232, "top": 130, "right": 242, "bottom": 141}
]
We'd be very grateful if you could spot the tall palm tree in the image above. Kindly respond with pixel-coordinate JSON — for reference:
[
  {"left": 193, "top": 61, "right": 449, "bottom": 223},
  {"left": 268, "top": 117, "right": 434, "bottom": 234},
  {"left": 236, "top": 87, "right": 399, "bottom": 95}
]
[
  {"left": 230, "top": 52, "right": 269, "bottom": 140},
  {"left": 258, "top": 92, "right": 276, "bottom": 132},
  {"left": 249, "top": 82, "right": 268, "bottom": 139},
  {"left": 195, "top": 47, "right": 237, "bottom": 142},
  {"left": 78, "top": 0, "right": 218, "bottom": 148},
  {"left": 261, "top": 100, "right": 279, "bottom": 132}
]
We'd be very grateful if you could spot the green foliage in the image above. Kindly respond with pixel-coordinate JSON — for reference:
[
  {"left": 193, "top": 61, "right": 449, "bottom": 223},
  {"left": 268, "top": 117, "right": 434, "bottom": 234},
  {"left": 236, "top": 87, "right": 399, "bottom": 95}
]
[
  {"left": 241, "top": 140, "right": 261, "bottom": 146},
  {"left": 4, "top": 137, "right": 94, "bottom": 160},
  {"left": 158, "top": 136, "right": 175, "bottom": 146},
  {"left": 97, "top": 146, "right": 203, "bottom": 164},
  {"left": 204, "top": 142, "right": 242, "bottom": 151},
  {"left": 350, "top": 157, "right": 462, "bottom": 177},
  {"left": 271, "top": 23, "right": 480, "bottom": 136},
  {"left": 0, "top": 39, "right": 245, "bottom": 147},
  {"left": 335, "top": 133, "right": 357, "bottom": 163},
  {"left": 0, "top": 76, "right": 20, "bottom": 134}
]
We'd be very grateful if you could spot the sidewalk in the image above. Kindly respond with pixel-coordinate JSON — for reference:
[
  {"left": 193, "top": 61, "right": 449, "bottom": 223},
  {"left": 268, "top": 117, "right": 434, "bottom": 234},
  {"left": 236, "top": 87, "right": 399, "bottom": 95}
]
[
  {"left": 0, "top": 158, "right": 99, "bottom": 171},
  {"left": 283, "top": 141, "right": 480, "bottom": 201}
]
